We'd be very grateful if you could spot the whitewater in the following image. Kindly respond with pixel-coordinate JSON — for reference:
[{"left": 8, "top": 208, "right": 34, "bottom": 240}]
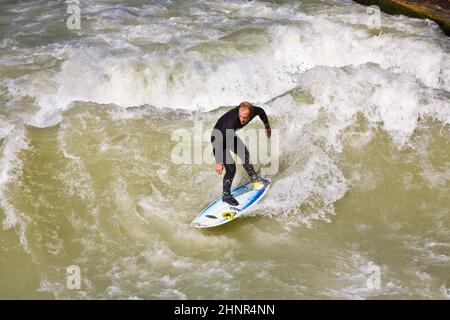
[{"left": 0, "top": 0, "right": 449, "bottom": 299}]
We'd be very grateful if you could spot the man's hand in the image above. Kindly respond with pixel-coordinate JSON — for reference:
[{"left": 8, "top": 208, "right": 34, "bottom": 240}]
[
  {"left": 215, "top": 163, "right": 223, "bottom": 174},
  {"left": 266, "top": 127, "right": 272, "bottom": 139}
]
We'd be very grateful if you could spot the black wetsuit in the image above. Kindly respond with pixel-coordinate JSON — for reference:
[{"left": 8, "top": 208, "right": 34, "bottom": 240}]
[{"left": 211, "top": 106, "right": 270, "bottom": 195}]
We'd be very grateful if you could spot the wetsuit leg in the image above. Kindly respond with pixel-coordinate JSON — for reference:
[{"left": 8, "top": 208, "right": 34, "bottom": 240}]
[
  {"left": 233, "top": 135, "right": 257, "bottom": 178},
  {"left": 223, "top": 148, "right": 236, "bottom": 194}
]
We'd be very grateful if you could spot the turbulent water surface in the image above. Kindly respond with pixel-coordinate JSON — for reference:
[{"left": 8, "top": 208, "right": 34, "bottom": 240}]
[{"left": 0, "top": 0, "right": 449, "bottom": 299}]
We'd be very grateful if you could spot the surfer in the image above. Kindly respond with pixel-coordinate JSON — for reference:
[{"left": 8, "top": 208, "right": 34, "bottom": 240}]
[{"left": 211, "top": 101, "right": 271, "bottom": 206}]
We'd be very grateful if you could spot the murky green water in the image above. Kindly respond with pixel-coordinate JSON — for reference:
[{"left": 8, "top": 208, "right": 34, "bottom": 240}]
[{"left": 0, "top": 0, "right": 449, "bottom": 299}]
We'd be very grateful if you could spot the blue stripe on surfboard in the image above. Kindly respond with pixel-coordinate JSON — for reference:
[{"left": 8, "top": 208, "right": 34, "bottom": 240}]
[
  {"left": 200, "top": 186, "right": 252, "bottom": 216},
  {"left": 198, "top": 182, "right": 250, "bottom": 218}
]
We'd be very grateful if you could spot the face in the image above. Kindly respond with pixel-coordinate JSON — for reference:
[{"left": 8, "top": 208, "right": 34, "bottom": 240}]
[{"left": 239, "top": 108, "right": 251, "bottom": 125}]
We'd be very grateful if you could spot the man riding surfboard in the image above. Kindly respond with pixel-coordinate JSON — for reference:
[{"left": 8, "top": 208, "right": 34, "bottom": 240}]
[{"left": 211, "top": 102, "right": 271, "bottom": 206}]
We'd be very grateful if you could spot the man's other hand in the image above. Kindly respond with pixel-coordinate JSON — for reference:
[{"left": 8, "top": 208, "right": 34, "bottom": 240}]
[
  {"left": 266, "top": 127, "right": 272, "bottom": 139},
  {"left": 215, "top": 163, "right": 223, "bottom": 174}
]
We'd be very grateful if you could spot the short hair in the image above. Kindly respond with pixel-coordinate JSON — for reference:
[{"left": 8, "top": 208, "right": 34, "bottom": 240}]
[{"left": 239, "top": 101, "right": 253, "bottom": 114}]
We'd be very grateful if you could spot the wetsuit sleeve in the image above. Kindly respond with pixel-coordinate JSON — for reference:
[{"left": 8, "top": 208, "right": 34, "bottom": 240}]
[{"left": 254, "top": 106, "right": 271, "bottom": 129}]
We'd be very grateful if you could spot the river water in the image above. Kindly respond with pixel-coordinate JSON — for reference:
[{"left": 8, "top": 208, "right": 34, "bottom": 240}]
[{"left": 0, "top": 0, "right": 449, "bottom": 299}]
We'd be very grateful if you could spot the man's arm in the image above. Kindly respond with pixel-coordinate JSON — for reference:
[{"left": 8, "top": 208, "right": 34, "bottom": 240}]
[
  {"left": 254, "top": 106, "right": 271, "bottom": 138},
  {"left": 211, "top": 128, "right": 225, "bottom": 167},
  {"left": 254, "top": 106, "right": 270, "bottom": 129},
  {"left": 212, "top": 137, "right": 224, "bottom": 174}
]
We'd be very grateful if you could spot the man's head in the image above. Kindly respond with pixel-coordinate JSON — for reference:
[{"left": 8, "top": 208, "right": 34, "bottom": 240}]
[{"left": 238, "top": 101, "right": 253, "bottom": 125}]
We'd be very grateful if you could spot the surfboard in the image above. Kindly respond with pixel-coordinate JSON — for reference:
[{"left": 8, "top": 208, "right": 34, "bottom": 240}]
[{"left": 191, "top": 177, "right": 271, "bottom": 228}]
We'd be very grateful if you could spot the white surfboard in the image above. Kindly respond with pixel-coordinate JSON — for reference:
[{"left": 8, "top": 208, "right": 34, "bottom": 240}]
[{"left": 191, "top": 178, "right": 271, "bottom": 228}]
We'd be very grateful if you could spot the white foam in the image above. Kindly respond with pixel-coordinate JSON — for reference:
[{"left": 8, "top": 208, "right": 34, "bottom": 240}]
[
  {"left": 325, "top": 250, "right": 392, "bottom": 299},
  {"left": 0, "top": 126, "right": 27, "bottom": 225},
  {"left": 282, "top": 63, "right": 449, "bottom": 148},
  {"left": 250, "top": 59, "right": 447, "bottom": 226},
  {"left": 3, "top": 0, "right": 447, "bottom": 129},
  {"left": 259, "top": 142, "right": 348, "bottom": 229},
  {"left": 0, "top": 118, "right": 15, "bottom": 140},
  {"left": 0, "top": 124, "right": 31, "bottom": 254}
]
